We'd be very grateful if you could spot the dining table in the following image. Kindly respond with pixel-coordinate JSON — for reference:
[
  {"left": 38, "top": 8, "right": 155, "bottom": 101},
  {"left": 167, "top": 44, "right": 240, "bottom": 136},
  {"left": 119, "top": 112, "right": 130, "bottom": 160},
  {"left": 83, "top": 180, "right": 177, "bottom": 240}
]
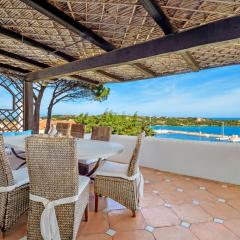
[{"left": 4, "top": 135, "right": 124, "bottom": 161}]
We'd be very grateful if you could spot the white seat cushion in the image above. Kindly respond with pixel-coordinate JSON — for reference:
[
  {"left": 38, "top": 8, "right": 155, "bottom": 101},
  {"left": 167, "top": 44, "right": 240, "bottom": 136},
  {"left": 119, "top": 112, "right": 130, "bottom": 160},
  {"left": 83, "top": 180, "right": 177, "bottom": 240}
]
[
  {"left": 78, "top": 175, "right": 90, "bottom": 194},
  {"left": 78, "top": 158, "right": 98, "bottom": 165},
  {"left": 95, "top": 161, "right": 129, "bottom": 179},
  {"left": 12, "top": 167, "right": 29, "bottom": 187}
]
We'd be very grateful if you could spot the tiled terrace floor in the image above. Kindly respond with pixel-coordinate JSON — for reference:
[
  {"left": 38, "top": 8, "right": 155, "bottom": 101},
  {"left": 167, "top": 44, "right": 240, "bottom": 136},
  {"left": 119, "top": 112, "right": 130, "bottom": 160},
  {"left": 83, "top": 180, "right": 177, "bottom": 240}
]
[{"left": 1, "top": 167, "right": 240, "bottom": 240}]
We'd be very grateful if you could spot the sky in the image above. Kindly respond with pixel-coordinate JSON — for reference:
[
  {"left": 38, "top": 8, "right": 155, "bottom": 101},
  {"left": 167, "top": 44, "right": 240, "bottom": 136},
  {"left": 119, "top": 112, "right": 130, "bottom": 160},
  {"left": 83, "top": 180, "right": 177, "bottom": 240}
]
[{"left": 1, "top": 64, "right": 240, "bottom": 117}]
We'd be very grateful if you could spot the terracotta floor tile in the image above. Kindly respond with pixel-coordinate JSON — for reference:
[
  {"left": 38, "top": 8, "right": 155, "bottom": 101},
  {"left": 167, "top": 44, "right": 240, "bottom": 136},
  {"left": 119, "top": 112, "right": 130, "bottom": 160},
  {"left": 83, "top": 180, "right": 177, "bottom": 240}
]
[
  {"left": 108, "top": 209, "right": 146, "bottom": 231},
  {"left": 172, "top": 204, "right": 212, "bottom": 223},
  {"left": 228, "top": 198, "right": 240, "bottom": 212},
  {"left": 79, "top": 212, "right": 109, "bottom": 235},
  {"left": 77, "top": 233, "right": 112, "bottom": 240},
  {"left": 113, "top": 230, "right": 155, "bottom": 240},
  {"left": 0, "top": 213, "right": 27, "bottom": 240},
  {"left": 140, "top": 192, "right": 165, "bottom": 208},
  {"left": 141, "top": 206, "right": 180, "bottom": 227},
  {"left": 191, "top": 178, "right": 221, "bottom": 189},
  {"left": 224, "top": 219, "right": 240, "bottom": 237},
  {"left": 89, "top": 195, "right": 107, "bottom": 211},
  {"left": 201, "top": 202, "right": 240, "bottom": 220},
  {"left": 208, "top": 187, "right": 240, "bottom": 200},
  {"left": 154, "top": 226, "right": 199, "bottom": 240},
  {"left": 174, "top": 179, "right": 199, "bottom": 191},
  {"left": 187, "top": 189, "right": 217, "bottom": 203},
  {"left": 144, "top": 180, "right": 176, "bottom": 193},
  {"left": 159, "top": 191, "right": 192, "bottom": 205},
  {"left": 191, "top": 222, "right": 239, "bottom": 240}
]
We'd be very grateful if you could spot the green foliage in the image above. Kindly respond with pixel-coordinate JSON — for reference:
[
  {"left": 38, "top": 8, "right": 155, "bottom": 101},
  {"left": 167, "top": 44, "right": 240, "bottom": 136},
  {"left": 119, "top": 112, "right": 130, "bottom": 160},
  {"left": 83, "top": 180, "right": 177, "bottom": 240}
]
[
  {"left": 74, "top": 111, "right": 154, "bottom": 136},
  {"left": 92, "top": 85, "right": 110, "bottom": 102},
  {"left": 151, "top": 117, "right": 240, "bottom": 126}
]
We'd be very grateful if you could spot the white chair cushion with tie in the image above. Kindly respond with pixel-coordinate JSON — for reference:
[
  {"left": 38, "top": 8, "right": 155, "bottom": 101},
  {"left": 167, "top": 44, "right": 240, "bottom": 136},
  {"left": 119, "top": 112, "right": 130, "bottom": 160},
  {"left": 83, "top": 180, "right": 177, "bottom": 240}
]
[
  {"left": 0, "top": 167, "right": 29, "bottom": 193},
  {"left": 30, "top": 175, "right": 90, "bottom": 240},
  {"left": 95, "top": 161, "right": 144, "bottom": 197}
]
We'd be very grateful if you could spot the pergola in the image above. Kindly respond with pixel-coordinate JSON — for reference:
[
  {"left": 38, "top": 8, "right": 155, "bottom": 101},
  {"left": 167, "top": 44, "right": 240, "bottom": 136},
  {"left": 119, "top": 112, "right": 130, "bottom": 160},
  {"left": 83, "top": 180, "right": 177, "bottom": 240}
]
[{"left": 0, "top": 0, "right": 240, "bottom": 132}]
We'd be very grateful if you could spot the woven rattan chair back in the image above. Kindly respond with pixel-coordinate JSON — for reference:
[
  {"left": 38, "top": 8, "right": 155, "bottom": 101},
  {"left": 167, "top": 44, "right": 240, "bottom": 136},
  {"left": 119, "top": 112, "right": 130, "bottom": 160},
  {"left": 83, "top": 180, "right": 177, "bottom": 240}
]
[
  {"left": 26, "top": 136, "right": 79, "bottom": 239},
  {"left": 91, "top": 126, "right": 112, "bottom": 141},
  {"left": 71, "top": 123, "right": 85, "bottom": 138},
  {"left": 0, "top": 136, "right": 29, "bottom": 233},
  {"left": 56, "top": 122, "right": 71, "bottom": 136},
  {"left": 0, "top": 136, "right": 14, "bottom": 187},
  {"left": 127, "top": 133, "right": 144, "bottom": 177},
  {"left": 0, "top": 136, "right": 14, "bottom": 230}
]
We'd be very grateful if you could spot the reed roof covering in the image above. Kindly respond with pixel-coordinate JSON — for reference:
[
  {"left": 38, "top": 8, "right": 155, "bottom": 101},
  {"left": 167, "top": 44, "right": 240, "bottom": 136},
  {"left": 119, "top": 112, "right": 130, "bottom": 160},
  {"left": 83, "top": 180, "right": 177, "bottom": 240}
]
[{"left": 0, "top": 0, "right": 240, "bottom": 85}]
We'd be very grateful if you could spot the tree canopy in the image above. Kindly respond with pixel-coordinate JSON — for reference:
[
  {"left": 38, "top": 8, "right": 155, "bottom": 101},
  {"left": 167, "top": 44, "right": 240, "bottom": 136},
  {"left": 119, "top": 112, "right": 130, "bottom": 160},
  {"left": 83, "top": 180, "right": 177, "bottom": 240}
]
[{"left": 74, "top": 111, "right": 154, "bottom": 136}]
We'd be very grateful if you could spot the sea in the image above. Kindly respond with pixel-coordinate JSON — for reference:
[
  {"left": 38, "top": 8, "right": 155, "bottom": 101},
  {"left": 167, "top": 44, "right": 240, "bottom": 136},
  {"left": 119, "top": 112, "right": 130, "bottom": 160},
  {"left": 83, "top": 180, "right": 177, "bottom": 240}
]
[{"left": 152, "top": 125, "right": 240, "bottom": 143}]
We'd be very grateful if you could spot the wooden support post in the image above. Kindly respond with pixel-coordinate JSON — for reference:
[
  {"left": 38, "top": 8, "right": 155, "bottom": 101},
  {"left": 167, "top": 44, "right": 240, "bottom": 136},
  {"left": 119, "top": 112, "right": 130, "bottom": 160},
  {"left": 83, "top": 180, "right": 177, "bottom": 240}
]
[{"left": 23, "top": 81, "right": 33, "bottom": 131}]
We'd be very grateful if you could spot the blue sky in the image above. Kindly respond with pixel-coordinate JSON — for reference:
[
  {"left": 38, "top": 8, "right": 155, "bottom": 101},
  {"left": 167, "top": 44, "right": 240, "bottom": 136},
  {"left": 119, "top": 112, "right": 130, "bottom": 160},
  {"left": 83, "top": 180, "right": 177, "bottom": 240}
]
[{"left": 1, "top": 64, "right": 240, "bottom": 117}]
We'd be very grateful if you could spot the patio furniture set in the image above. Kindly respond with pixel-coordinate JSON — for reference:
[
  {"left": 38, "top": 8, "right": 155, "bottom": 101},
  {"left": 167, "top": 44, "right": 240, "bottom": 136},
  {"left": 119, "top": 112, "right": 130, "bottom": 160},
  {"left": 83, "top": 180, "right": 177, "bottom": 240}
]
[{"left": 0, "top": 123, "right": 144, "bottom": 239}]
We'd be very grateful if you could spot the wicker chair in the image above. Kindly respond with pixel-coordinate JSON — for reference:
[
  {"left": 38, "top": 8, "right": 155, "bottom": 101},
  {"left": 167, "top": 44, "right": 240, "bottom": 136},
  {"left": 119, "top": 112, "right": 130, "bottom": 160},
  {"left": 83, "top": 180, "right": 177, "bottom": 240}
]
[
  {"left": 0, "top": 136, "right": 29, "bottom": 235},
  {"left": 71, "top": 124, "right": 85, "bottom": 138},
  {"left": 94, "top": 133, "right": 144, "bottom": 217},
  {"left": 91, "top": 126, "right": 112, "bottom": 141},
  {"left": 78, "top": 126, "right": 112, "bottom": 176},
  {"left": 56, "top": 122, "right": 71, "bottom": 136},
  {"left": 26, "top": 136, "right": 90, "bottom": 240}
]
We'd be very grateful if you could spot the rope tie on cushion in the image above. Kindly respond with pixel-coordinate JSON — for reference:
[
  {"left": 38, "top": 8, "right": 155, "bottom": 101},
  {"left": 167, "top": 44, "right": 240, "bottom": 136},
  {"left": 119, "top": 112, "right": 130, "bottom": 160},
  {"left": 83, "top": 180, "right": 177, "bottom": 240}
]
[
  {"left": 0, "top": 184, "right": 17, "bottom": 192},
  {"left": 30, "top": 193, "right": 81, "bottom": 240},
  {"left": 0, "top": 178, "right": 29, "bottom": 192}
]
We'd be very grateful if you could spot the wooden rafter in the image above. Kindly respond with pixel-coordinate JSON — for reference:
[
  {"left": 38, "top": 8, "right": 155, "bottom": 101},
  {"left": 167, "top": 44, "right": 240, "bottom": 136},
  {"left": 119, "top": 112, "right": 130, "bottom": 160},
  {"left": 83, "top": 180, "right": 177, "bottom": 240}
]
[
  {"left": 25, "top": 16, "right": 240, "bottom": 82},
  {"left": 0, "top": 26, "right": 75, "bottom": 62},
  {"left": 95, "top": 70, "right": 124, "bottom": 82},
  {"left": 140, "top": 0, "right": 200, "bottom": 71},
  {"left": 131, "top": 63, "right": 157, "bottom": 77},
  {"left": 0, "top": 27, "right": 101, "bottom": 85},
  {"left": 180, "top": 51, "right": 200, "bottom": 72},
  {"left": 67, "top": 75, "right": 100, "bottom": 85},
  {"left": 0, "top": 49, "right": 49, "bottom": 68},
  {"left": 0, "top": 63, "right": 29, "bottom": 73},
  {"left": 139, "top": 0, "right": 176, "bottom": 35},
  {"left": 19, "top": 0, "right": 116, "bottom": 52}
]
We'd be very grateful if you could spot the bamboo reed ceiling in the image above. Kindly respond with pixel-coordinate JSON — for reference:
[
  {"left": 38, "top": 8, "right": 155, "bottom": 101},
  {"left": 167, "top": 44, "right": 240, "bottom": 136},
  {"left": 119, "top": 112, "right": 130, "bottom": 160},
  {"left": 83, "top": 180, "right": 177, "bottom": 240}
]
[{"left": 0, "top": 0, "right": 239, "bottom": 85}]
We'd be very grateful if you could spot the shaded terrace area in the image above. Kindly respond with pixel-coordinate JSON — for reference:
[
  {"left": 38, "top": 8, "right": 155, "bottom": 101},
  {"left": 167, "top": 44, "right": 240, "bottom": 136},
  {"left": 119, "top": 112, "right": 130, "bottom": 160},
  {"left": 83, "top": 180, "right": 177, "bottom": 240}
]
[{"left": 1, "top": 167, "right": 240, "bottom": 240}]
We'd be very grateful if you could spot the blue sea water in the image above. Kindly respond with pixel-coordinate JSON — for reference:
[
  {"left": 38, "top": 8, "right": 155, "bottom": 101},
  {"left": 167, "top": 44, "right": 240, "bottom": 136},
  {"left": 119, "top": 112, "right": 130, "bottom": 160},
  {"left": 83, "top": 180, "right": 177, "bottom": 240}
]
[{"left": 152, "top": 125, "right": 240, "bottom": 142}]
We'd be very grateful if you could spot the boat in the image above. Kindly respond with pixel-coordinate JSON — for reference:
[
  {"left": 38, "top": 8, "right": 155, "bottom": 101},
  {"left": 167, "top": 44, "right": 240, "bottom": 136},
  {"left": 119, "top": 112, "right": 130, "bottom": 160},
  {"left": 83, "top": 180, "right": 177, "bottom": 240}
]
[
  {"left": 154, "top": 129, "right": 169, "bottom": 134},
  {"left": 216, "top": 122, "right": 230, "bottom": 141},
  {"left": 230, "top": 135, "right": 240, "bottom": 142}
]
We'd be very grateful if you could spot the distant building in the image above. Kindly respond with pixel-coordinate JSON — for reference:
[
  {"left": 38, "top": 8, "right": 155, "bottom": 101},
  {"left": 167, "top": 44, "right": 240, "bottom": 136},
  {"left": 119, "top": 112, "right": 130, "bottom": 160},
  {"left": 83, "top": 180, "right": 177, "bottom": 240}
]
[{"left": 196, "top": 118, "right": 205, "bottom": 122}]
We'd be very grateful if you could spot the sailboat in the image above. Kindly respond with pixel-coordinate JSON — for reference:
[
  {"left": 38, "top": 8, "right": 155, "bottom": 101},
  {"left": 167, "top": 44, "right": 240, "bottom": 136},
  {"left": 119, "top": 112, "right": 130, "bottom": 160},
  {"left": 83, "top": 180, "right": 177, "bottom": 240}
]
[{"left": 216, "top": 122, "right": 229, "bottom": 141}]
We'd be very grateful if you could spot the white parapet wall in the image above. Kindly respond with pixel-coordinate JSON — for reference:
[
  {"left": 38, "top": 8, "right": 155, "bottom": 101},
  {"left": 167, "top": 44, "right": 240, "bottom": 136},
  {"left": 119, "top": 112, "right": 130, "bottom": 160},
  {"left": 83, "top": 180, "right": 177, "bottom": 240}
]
[{"left": 108, "top": 134, "right": 240, "bottom": 185}]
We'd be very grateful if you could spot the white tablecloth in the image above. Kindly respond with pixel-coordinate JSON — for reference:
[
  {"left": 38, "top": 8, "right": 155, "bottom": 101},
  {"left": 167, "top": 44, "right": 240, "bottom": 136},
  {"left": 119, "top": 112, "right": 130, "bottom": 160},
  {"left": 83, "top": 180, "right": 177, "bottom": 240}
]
[{"left": 4, "top": 135, "right": 124, "bottom": 160}]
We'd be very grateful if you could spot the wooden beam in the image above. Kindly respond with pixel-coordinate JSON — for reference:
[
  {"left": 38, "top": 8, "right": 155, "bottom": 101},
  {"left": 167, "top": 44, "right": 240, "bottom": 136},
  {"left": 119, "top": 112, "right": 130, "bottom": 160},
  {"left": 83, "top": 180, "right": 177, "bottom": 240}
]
[
  {"left": 0, "top": 63, "right": 29, "bottom": 73},
  {"left": 0, "top": 49, "right": 49, "bottom": 68},
  {"left": 25, "top": 16, "right": 240, "bottom": 82},
  {"left": 20, "top": 0, "right": 116, "bottom": 52},
  {"left": 180, "top": 51, "right": 200, "bottom": 71},
  {"left": 0, "top": 26, "right": 76, "bottom": 62},
  {"left": 131, "top": 63, "right": 156, "bottom": 77},
  {"left": 95, "top": 70, "right": 124, "bottom": 82},
  {"left": 23, "top": 81, "right": 33, "bottom": 131},
  {"left": 139, "top": 0, "right": 176, "bottom": 35}
]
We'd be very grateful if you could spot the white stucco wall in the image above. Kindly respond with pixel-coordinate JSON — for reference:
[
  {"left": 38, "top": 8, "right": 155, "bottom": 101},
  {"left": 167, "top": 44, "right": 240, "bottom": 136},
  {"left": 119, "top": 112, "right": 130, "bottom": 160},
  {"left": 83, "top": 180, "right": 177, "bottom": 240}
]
[{"left": 108, "top": 135, "right": 240, "bottom": 185}]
